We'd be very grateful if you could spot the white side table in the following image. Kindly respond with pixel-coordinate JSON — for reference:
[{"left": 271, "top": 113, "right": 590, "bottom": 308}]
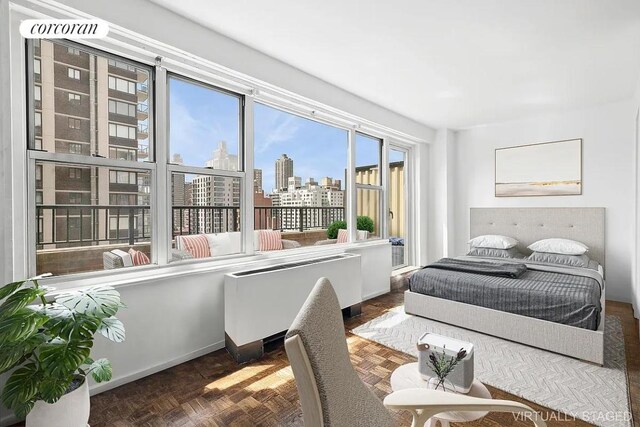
[{"left": 390, "top": 362, "right": 491, "bottom": 427}]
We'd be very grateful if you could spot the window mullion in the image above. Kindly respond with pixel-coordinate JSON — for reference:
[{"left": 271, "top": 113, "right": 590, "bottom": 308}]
[
  {"left": 243, "top": 96, "right": 255, "bottom": 256},
  {"left": 155, "top": 64, "right": 169, "bottom": 266},
  {"left": 347, "top": 128, "right": 357, "bottom": 243},
  {"left": 381, "top": 137, "right": 389, "bottom": 240}
]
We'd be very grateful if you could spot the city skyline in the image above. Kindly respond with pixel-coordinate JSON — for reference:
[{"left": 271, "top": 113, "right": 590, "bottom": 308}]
[{"left": 169, "top": 84, "right": 401, "bottom": 193}]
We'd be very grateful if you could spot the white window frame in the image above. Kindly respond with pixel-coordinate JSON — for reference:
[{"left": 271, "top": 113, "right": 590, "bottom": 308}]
[
  {"left": 8, "top": 4, "right": 424, "bottom": 289},
  {"left": 166, "top": 73, "right": 247, "bottom": 262},
  {"left": 353, "top": 132, "right": 386, "bottom": 241},
  {"left": 68, "top": 92, "right": 81, "bottom": 104},
  {"left": 67, "top": 67, "right": 80, "bottom": 80},
  {"left": 108, "top": 75, "right": 136, "bottom": 94}
]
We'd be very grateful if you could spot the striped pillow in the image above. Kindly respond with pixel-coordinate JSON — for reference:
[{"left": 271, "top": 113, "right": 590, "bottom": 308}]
[
  {"left": 179, "top": 235, "right": 211, "bottom": 258},
  {"left": 128, "top": 248, "right": 150, "bottom": 266},
  {"left": 336, "top": 229, "right": 348, "bottom": 243},
  {"left": 259, "top": 230, "right": 282, "bottom": 251}
]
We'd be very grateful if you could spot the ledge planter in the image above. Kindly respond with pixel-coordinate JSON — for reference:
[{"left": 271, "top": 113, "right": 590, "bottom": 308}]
[{"left": 0, "top": 276, "right": 125, "bottom": 425}]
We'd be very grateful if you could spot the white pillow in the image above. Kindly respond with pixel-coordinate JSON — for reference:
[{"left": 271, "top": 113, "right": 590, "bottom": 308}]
[
  {"left": 468, "top": 235, "right": 518, "bottom": 249},
  {"left": 205, "top": 232, "right": 236, "bottom": 256},
  {"left": 527, "top": 238, "right": 588, "bottom": 255}
]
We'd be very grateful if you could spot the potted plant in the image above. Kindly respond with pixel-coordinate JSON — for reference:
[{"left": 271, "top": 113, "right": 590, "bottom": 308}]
[
  {"left": 326, "top": 216, "right": 375, "bottom": 239},
  {"left": 0, "top": 275, "right": 125, "bottom": 426}
]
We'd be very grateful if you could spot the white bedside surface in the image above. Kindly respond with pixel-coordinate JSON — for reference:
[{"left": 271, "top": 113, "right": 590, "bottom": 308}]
[{"left": 390, "top": 362, "right": 491, "bottom": 425}]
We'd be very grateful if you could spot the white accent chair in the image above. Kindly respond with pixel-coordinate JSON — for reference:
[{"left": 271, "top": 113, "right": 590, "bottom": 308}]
[{"left": 284, "top": 278, "right": 547, "bottom": 427}]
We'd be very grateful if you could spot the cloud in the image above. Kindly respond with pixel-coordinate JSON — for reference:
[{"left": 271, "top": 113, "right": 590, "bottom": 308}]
[{"left": 254, "top": 111, "right": 301, "bottom": 154}]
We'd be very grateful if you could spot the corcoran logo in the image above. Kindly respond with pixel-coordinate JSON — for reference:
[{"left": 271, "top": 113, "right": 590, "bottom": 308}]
[{"left": 19, "top": 19, "right": 109, "bottom": 39}]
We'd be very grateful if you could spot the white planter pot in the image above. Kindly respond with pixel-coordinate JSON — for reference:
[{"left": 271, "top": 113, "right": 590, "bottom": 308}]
[{"left": 26, "top": 379, "right": 90, "bottom": 427}]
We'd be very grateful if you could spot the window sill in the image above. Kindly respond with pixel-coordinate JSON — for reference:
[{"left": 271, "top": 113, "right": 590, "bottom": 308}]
[{"left": 41, "top": 239, "right": 391, "bottom": 294}]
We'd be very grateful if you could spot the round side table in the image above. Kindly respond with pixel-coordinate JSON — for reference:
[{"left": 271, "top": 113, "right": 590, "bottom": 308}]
[{"left": 390, "top": 362, "right": 491, "bottom": 427}]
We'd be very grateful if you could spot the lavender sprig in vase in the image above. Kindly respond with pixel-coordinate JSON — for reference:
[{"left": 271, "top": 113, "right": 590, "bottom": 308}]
[{"left": 425, "top": 347, "right": 467, "bottom": 392}]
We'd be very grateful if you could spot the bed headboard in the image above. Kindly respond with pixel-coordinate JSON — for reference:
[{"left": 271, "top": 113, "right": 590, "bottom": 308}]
[{"left": 470, "top": 207, "right": 605, "bottom": 267}]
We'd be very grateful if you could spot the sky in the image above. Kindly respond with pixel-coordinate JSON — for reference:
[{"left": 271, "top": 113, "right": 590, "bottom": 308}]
[{"left": 169, "top": 77, "right": 404, "bottom": 192}]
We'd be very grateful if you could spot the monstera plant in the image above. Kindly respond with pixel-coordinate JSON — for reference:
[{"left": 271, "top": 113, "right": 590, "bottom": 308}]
[{"left": 0, "top": 276, "right": 125, "bottom": 425}]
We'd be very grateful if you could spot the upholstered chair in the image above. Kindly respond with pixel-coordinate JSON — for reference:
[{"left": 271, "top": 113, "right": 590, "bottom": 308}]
[{"left": 285, "top": 278, "right": 546, "bottom": 427}]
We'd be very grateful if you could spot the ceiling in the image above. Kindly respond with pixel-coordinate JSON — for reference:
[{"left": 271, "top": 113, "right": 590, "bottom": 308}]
[{"left": 150, "top": 0, "right": 640, "bottom": 129}]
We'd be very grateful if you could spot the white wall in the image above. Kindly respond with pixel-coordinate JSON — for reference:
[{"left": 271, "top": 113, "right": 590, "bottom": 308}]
[{"left": 453, "top": 100, "right": 637, "bottom": 303}]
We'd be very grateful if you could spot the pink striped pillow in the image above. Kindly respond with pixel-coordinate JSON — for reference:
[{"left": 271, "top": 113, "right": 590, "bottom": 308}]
[
  {"left": 128, "top": 248, "right": 150, "bottom": 266},
  {"left": 180, "top": 235, "right": 211, "bottom": 258},
  {"left": 259, "top": 230, "right": 282, "bottom": 251},
  {"left": 336, "top": 229, "right": 348, "bottom": 243}
]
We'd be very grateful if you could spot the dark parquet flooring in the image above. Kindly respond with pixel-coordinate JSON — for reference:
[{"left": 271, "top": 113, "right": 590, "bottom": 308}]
[{"left": 25, "top": 276, "right": 640, "bottom": 426}]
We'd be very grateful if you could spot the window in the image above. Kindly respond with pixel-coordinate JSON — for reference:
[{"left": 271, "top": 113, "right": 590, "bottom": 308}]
[
  {"left": 69, "top": 168, "right": 82, "bottom": 179},
  {"left": 109, "top": 100, "right": 136, "bottom": 117},
  {"left": 168, "top": 75, "right": 244, "bottom": 261},
  {"left": 68, "top": 192, "right": 84, "bottom": 204},
  {"left": 68, "top": 117, "right": 81, "bottom": 130},
  {"left": 355, "top": 133, "right": 383, "bottom": 239},
  {"left": 29, "top": 39, "right": 153, "bottom": 276},
  {"left": 110, "top": 170, "right": 137, "bottom": 184},
  {"left": 109, "top": 123, "right": 136, "bottom": 140},
  {"left": 108, "top": 59, "right": 136, "bottom": 72},
  {"left": 253, "top": 103, "right": 348, "bottom": 245},
  {"left": 34, "top": 85, "right": 41, "bottom": 101},
  {"left": 108, "top": 76, "right": 136, "bottom": 94},
  {"left": 67, "top": 67, "right": 81, "bottom": 80},
  {"left": 33, "top": 59, "right": 40, "bottom": 75},
  {"left": 110, "top": 147, "right": 137, "bottom": 161},
  {"left": 69, "top": 143, "right": 83, "bottom": 154}
]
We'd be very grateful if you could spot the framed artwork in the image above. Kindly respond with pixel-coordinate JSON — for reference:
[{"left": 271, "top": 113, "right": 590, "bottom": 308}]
[{"left": 495, "top": 138, "right": 582, "bottom": 197}]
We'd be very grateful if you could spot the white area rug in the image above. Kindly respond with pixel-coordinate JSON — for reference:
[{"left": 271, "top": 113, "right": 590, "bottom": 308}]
[{"left": 352, "top": 307, "right": 632, "bottom": 427}]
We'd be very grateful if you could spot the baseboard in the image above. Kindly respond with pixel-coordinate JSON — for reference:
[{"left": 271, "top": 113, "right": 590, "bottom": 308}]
[
  {"left": 90, "top": 339, "right": 225, "bottom": 395},
  {"left": 362, "top": 289, "right": 390, "bottom": 301}
]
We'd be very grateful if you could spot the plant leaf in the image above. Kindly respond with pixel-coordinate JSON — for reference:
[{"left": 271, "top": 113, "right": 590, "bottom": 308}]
[
  {"left": 0, "top": 288, "right": 45, "bottom": 319},
  {"left": 98, "top": 317, "right": 125, "bottom": 343},
  {"left": 56, "top": 286, "right": 121, "bottom": 317},
  {"left": 13, "top": 400, "right": 35, "bottom": 420},
  {"left": 39, "top": 336, "right": 92, "bottom": 377},
  {"left": 0, "top": 333, "right": 47, "bottom": 375},
  {"left": 90, "top": 358, "right": 112, "bottom": 383},
  {"left": 0, "top": 308, "right": 46, "bottom": 345},
  {"left": 1, "top": 363, "right": 40, "bottom": 410},
  {"left": 38, "top": 376, "right": 73, "bottom": 404},
  {"left": 0, "top": 281, "right": 27, "bottom": 301}
]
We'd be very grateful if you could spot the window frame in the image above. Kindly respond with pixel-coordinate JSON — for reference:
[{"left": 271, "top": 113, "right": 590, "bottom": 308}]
[
  {"left": 25, "top": 38, "right": 157, "bottom": 277},
  {"left": 165, "top": 73, "right": 247, "bottom": 262},
  {"left": 353, "top": 131, "right": 386, "bottom": 241}
]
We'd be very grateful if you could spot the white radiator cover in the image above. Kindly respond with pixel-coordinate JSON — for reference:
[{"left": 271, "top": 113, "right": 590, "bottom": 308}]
[{"left": 225, "top": 253, "right": 362, "bottom": 347}]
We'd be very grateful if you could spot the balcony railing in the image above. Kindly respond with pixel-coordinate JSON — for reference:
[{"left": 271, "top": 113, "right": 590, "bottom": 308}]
[
  {"left": 36, "top": 204, "right": 151, "bottom": 247},
  {"left": 36, "top": 205, "right": 346, "bottom": 247}
]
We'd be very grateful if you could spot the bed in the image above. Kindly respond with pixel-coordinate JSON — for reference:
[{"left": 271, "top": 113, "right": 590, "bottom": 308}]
[{"left": 405, "top": 207, "right": 605, "bottom": 365}]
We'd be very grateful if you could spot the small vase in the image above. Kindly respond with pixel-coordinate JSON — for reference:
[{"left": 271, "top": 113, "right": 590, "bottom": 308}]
[{"left": 427, "top": 376, "right": 457, "bottom": 393}]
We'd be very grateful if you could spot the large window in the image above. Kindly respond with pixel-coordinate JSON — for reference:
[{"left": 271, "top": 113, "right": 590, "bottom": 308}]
[
  {"left": 253, "top": 103, "right": 348, "bottom": 246},
  {"left": 25, "top": 39, "right": 401, "bottom": 279},
  {"left": 29, "top": 40, "right": 153, "bottom": 276},
  {"left": 168, "top": 75, "right": 244, "bottom": 262}
]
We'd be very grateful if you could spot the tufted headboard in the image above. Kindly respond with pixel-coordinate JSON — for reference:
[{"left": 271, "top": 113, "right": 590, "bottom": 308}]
[{"left": 470, "top": 207, "right": 605, "bottom": 268}]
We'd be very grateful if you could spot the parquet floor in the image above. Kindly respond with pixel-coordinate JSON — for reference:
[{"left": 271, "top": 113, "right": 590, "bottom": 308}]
[{"left": 80, "top": 282, "right": 639, "bottom": 426}]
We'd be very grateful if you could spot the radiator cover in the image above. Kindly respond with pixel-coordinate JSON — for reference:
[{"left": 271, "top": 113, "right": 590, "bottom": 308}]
[{"left": 225, "top": 253, "right": 362, "bottom": 348}]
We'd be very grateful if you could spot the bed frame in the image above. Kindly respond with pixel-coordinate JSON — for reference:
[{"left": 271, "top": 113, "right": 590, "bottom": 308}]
[{"left": 405, "top": 207, "right": 605, "bottom": 365}]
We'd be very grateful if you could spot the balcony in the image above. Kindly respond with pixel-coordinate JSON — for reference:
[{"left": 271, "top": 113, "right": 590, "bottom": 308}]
[
  {"left": 137, "top": 144, "right": 150, "bottom": 159},
  {"left": 137, "top": 103, "right": 149, "bottom": 120},
  {"left": 35, "top": 205, "right": 346, "bottom": 275},
  {"left": 137, "top": 123, "right": 149, "bottom": 140},
  {"left": 137, "top": 83, "right": 148, "bottom": 102}
]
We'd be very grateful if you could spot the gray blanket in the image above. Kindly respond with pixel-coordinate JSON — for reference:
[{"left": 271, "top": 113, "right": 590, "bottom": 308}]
[
  {"left": 410, "top": 257, "right": 602, "bottom": 330},
  {"left": 424, "top": 258, "right": 527, "bottom": 278}
]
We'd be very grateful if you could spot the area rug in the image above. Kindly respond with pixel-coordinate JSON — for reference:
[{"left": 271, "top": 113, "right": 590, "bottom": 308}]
[{"left": 352, "top": 307, "right": 632, "bottom": 427}]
